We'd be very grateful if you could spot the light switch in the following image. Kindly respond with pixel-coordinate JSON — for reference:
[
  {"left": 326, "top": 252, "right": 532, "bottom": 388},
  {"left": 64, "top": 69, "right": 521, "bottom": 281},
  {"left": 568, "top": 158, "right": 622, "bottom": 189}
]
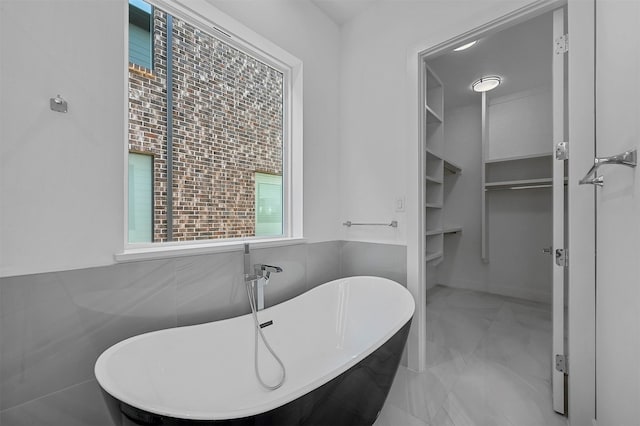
[{"left": 395, "top": 197, "right": 405, "bottom": 212}]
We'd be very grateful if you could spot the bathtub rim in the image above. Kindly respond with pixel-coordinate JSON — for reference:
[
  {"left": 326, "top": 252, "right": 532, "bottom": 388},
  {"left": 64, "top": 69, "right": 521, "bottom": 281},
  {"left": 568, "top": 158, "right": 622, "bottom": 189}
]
[{"left": 94, "top": 275, "right": 415, "bottom": 421}]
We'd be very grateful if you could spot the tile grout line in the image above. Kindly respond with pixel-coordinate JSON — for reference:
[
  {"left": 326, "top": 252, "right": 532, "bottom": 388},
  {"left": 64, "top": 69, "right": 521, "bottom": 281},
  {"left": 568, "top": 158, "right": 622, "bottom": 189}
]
[{"left": 0, "top": 378, "right": 97, "bottom": 414}]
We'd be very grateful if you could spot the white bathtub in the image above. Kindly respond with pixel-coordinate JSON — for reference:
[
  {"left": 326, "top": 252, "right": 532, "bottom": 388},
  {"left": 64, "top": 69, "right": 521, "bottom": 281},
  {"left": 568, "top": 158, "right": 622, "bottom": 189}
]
[{"left": 95, "top": 276, "right": 415, "bottom": 425}]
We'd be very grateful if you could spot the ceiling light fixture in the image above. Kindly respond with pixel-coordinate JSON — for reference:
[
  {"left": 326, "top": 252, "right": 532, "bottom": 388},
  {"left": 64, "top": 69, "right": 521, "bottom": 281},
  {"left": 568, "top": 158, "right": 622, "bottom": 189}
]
[
  {"left": 453, "top": 40, "right": 477, "bottom": 52},
  {"left": 472, "top": 76, "right": 502, "bottom": 92}
]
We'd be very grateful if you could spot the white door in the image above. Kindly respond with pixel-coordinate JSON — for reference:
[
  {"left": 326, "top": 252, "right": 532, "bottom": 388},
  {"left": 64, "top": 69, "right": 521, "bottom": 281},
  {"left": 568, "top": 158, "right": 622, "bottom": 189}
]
[
  {"left": 551, "top": 6, "right": 567, "bottom": 415},
  {"left": 593, "top": 0, "right": 640, "bottom": 423}
]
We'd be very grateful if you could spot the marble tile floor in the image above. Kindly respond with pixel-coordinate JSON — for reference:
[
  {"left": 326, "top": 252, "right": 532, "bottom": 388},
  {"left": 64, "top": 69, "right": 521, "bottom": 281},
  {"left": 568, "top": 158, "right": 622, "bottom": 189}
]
[{"left": 375, "top": 286, "right": 568, "bottom": 426}]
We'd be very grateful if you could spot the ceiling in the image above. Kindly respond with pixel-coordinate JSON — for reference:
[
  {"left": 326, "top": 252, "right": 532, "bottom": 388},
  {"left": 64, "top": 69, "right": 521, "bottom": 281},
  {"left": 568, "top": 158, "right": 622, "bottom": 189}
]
[
  {"left": 309, "top": 3, "right": 553, "bottom": 108},
  {"left": 427, "top": 11, "right": 553, "bottom": 110},
  {"left": 310, "top": 0, "right": 378, "bottom": 25}
]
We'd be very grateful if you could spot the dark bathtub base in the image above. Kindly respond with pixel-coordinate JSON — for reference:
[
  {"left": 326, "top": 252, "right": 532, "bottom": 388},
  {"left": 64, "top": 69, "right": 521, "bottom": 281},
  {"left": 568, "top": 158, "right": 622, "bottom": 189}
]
[{"left": 101, "top": 320, "right": 411, "bottom": 426}]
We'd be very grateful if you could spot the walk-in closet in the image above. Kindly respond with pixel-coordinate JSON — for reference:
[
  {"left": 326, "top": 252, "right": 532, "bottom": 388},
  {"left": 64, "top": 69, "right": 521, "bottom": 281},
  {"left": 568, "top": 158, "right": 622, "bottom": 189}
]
[{"left": 416, "top": 8, "right": 569, "bottom": 422}]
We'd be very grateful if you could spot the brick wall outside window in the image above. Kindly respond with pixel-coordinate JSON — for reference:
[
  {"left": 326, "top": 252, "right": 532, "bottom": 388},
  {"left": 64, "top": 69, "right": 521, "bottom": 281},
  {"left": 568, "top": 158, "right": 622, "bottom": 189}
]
[{"left": 128, "top": 9, "right": 283, "bottom": 242}]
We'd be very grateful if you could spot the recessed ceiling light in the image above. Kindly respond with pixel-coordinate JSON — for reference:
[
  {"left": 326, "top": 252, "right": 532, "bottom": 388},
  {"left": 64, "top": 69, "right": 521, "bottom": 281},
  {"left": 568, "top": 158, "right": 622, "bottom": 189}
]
[
  {"left": 453, "top": 41, "right": 477, "bottom": 52},
  {"left": 472, "top": 76, "right": 502, "bottom": 92}
]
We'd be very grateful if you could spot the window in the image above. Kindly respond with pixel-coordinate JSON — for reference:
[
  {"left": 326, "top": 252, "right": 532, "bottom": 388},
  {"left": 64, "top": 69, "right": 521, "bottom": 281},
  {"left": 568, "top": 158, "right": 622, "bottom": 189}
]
[
  {"left": 128, "top": 153, "right": 153, "bottom": 243},
  {"left": 125, "top": 0, "right": 301, "bottom": 250},
  {"left": 255, "top": 173, "right": 283, "bottom": 237},
  {"left": 128, "top": 0, "right": 152, "bottom": 70}
]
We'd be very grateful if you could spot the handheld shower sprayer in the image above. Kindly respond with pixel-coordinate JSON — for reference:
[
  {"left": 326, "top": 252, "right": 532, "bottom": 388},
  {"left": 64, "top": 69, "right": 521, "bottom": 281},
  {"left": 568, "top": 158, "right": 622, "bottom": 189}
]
[{"left": 241, "top": 242, "right": 286, "bottom": 390}]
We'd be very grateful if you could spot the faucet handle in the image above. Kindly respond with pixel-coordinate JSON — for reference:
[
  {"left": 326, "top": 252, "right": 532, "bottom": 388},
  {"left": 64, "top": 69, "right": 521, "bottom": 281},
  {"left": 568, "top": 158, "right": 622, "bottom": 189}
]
[
  {"left": 253, "top": 264, "right": 284, "bottom": 280},
  {"left": 254, "top": 264, "right": 283, "bottom": 273}
]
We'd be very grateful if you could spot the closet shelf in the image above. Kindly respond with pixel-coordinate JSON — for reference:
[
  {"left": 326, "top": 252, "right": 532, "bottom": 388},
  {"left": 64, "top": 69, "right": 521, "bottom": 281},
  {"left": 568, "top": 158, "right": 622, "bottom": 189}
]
[
  {"left": 426, "top": 251, "right": 443, "bottom": 262},
  {"left": 425, "top": 104, "right": 443, "bottom": 123},
  {"left": 443, "top": 226, "right": 462, "bottom": 235},
  {"left": 484, "top": 177, "right": 552, "bottom": 190},
  {"left": 426, "top": 229, "right": 442, "bottom": 236},
  {"left": 425, "top": 175, "right": 443, "bottom": 184},
  {"left": 484, "top": 152, "right": 553, "bottom": 164},
  {"left": 425, "top": 203, "right": 443, "bottom": 209},
  {"left": 425, "top": 147, "right": 442, "bottom": 160},
  {"left": 444, "top": 159, "right": 462, "bottom": 174}
]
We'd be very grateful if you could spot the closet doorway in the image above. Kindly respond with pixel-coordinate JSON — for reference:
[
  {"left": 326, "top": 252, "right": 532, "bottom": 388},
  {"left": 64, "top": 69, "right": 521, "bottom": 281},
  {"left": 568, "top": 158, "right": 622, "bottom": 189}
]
[{"left": 416, "top": 3, "right": 568, "bottom": 423}]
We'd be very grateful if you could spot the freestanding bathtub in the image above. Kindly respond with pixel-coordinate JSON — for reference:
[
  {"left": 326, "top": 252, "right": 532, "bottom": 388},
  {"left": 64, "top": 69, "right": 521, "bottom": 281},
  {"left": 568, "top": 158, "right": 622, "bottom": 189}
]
[{"left": 95, "top": 276, "right": 415, "bottom": 426}]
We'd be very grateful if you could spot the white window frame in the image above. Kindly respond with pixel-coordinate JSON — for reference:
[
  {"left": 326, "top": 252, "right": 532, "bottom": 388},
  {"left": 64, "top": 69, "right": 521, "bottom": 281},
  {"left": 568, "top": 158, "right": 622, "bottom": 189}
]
[{"left": 118, "top": 0, "right": 303, "bottom": 262}]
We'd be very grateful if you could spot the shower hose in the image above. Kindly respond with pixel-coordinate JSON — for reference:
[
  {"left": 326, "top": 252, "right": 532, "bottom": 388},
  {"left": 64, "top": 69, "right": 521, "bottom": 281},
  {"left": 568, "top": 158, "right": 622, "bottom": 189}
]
[{"left": 246, "top": 279, "right": 286, "bottom": 390}]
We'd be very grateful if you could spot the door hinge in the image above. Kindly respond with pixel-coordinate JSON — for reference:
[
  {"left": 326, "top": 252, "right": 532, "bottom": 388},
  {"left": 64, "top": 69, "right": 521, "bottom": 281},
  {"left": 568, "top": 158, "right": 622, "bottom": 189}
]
[
  {"left": 555, "top": 141, "right": 569, "bottom": 160},
  {"left": 555, "top": 354, "right": 568, "bottom": 374},
  {"left": 555, "top": 34, "right": 569, "bottom": 54},
  {"left": 555, "top": 248, "right": 568, "bottom": 267}
]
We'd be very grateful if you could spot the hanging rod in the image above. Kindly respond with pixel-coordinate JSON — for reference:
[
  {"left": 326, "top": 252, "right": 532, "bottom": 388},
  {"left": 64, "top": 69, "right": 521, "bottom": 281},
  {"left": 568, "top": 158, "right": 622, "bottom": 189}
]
[
  {"left": 485, "top": 184, "right": 552, "bottom": 191},
  {"left": 485, "top": 181, "right": 570, "bottom": 191},
  {"left": 343, "top": 220, "right": 398, "bottom": 228}
]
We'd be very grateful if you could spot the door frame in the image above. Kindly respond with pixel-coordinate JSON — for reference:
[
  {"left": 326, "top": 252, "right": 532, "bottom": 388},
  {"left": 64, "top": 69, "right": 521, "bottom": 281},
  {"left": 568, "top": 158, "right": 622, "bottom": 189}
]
[
  {"left": 566, "top": 1, "right": 596, "bottom": 424},
  {"left": 552, "top": 7, "right": 567, "bottom": 414},
  {"left": 405, "top": 0, "right": 596, "bottom": 423}
]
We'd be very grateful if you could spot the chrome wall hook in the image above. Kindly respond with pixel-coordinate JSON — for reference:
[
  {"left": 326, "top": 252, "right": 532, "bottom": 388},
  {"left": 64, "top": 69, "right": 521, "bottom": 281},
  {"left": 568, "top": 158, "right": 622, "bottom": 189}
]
[{"left": 49, "top": 95, "right": 68, "bottom": 113}]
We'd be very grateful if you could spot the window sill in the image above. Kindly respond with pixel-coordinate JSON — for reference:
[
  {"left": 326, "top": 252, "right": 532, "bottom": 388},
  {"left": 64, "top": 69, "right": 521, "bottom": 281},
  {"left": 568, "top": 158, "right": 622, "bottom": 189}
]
[
  {"left": 115, "top": 237, "right": 307, "bottom": 263},
  {"left": 128, "top": 63, "right": 155, "bottom": 79}
]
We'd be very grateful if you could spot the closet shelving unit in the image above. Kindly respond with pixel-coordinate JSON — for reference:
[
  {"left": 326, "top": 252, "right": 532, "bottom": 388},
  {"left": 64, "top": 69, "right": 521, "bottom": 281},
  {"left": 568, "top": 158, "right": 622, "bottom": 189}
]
[
  {"left": 484, "top": 153, "right": 553, "bottom": 189},
  {"left": 484, "top": 153, "right": 553, "bottom": 186},
  {"left": 444, "top": 159, "right": 462, "bottom": 174},
  {"left": 443, "top": 159, "right": 462, "bottom": 238},
  {"left": 481, "top": 147, "right": 554, "bottom": 261},
  {"left": 424, "top": 65, "right": 462, "bottom": 265},
  {"left": 443, "top": 225, "right": 462, "bottom": 235},
  {"left": 484, "top": 177, "right": 552, "bottom": 190}
]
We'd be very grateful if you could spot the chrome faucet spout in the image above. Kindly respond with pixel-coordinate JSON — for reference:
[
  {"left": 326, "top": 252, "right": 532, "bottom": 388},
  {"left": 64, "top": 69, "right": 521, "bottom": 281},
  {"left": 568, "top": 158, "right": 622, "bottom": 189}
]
[
  {"left": 254, "top": 264, "right": 283, "bottom": 281},
  {"left": 255, "top": 264, "right": 283, "bottom": 273},
  {"left": 243, "top": 259, "right": 283, "bottom": 310}
]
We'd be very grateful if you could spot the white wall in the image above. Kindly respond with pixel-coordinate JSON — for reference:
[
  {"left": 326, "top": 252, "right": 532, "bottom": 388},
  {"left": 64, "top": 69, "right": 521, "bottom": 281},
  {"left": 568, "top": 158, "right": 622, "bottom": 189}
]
[
  {"left": 0, "top": 0, "right": 126, "bottom": 277},
  {"left": 487, "top": 87, "right": 552, "bottom": 160},
  {"left": 0, "top": 0, "right": 341, "bottom": 277},
  {"left": 436, "top": 103, "right": 488, "bottom": 291},
  {"left": 338, "top": 0, "right": 539, "bottom": 246},
  {"left": 436, "top": 97, "right": 553, "bottom": 303}
]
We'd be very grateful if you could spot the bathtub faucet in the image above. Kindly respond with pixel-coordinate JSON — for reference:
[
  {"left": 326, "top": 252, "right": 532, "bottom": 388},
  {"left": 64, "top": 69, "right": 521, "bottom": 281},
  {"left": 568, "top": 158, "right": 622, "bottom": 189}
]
[
  {"left": 251, "top": 264, "right": 283, "bottom": 310},
  {"left": 242, "top": 244, "right": 283, "bottom": 310}
]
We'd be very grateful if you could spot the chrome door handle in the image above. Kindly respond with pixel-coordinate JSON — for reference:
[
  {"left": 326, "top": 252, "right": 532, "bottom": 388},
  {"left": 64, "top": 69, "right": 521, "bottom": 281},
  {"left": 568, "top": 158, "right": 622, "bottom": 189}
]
[
  {"left": 581, "top": 175, "right": 604, "bottom": 187},
  {"left": 579, "top": 149, "right": 637, "bottom": 186}
]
